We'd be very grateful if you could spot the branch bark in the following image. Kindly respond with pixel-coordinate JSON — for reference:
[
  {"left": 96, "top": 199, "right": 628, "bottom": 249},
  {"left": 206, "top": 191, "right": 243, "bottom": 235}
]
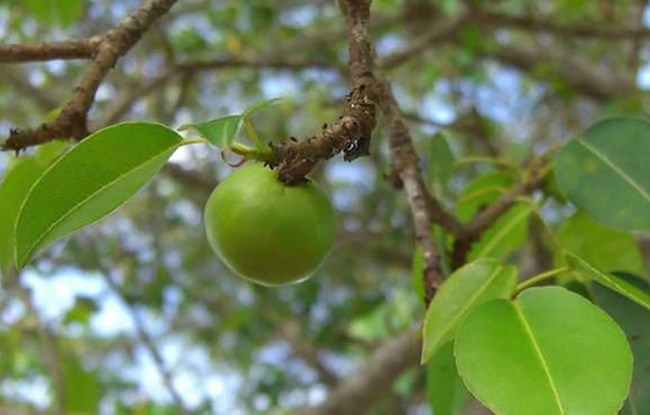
[
  {"left": 2, "top": 0, "right": 179, "bottom": 152},
  {"left": 295, "top": 327, "right": 420, "bottom": 415}
]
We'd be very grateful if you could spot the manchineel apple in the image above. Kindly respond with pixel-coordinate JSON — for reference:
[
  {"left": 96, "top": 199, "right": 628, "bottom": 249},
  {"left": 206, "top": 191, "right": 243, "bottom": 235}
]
[{"left": 203, "top": 163, "right": 335, "bottom": 286}]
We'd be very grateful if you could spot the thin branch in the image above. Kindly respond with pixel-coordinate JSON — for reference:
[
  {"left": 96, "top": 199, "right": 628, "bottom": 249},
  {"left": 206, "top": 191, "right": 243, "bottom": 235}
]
[
  {"left": 452, "top": 157, "right": 549, "bottom": 268},
  {"left": 0, "top": 37, "right": 101, "bottom": 63},
  {"left": 2, "top": 0, "right": 179, "bottom": 152},
  {"left": 475, "top": 9, "right": 650, "bottom": 39}
]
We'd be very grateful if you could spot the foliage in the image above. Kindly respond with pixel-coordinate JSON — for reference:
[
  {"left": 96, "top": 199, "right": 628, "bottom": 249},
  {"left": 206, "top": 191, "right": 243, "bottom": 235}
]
[{"left": 0, "top": 1, "right": 649, "bottom": 414}]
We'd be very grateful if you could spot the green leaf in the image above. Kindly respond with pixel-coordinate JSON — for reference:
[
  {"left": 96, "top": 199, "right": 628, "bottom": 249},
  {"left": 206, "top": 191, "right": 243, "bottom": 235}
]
[
  {"left": 181, "top": 98, "right": 281, "bottom": 150},
  {"left": 24, "top": 0, "right": 84, "bottom": 27},
  {"left": 556, "top": 213, "right": 644, "bottom": 275},
  {"left": 469, "top": 202, "right": 532, "bottom": 261},
  {"left": 421, "top": 258, "right": 517, "bottom": 363},
  {"left": 455, "top": 286, "right": 632, "bottom": 415},
  {"left": 566, "top": 252, "right": 650, "bottom": 311},
  {"left": 427, "top": 132, "right": 455, "bottom": 191},
  {"left": 455, "top": 172, "right": 514, "bottom": 221},
  {"left": 0, "top": 142, "right": 67, "bottom": 276},
  {"left": 181, "top": 115, "right": 242, "bottom": 150},
  {"left": 592, "top": 273, "right": 650, "bottom": 415},
  {"left": 15, "top": 122, "right": 182, "bottom": 267},
  {"left": 555, "top": 117, "right": 650, "bottom": 232},
  {"left": 63, "top": 296, "right": 99, "bottom": 326},
  {"left": 62, "top": 354, "right": 101, "bottom": 413},
  {"left": 426, "top": 341, "right": 469, "bottom": 415}
]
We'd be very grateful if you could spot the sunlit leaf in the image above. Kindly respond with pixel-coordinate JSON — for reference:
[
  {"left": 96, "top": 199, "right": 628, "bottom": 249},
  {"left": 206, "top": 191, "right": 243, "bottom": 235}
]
[
  {"left": 421, "top": 258, "right": 517, "bottom": 363},
  {"left": 455, "top": 287, "right": 632, "bottom": 415},
  {"left": 15, "top": 122, "right": 182, "bottom": 267}
]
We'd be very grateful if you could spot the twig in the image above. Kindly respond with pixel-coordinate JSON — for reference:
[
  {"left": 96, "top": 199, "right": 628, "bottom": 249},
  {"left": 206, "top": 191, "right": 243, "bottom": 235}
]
[
  {"left": 0, "top": 37, "right": 101, "bottom": 63},
  {"left": 475, "top": 9, "right": 650, "bottom": 39},
  {"left": 452, "top": 157, "right": 550, "bottom": 268},
  {"left": 2, "top": 0, "right": 179, "bottom": 152}
]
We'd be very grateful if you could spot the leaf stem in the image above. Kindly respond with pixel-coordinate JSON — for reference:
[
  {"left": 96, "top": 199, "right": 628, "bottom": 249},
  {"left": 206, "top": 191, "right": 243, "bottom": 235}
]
[
  {"left": 516, "top": 267, "right": 570, "bottom": 293},
  {"left": 230, "top": 142, "right": 273, "bottom": 162},
  {"left": 244, "top": 119, "right": 265, "bottom": 150},
  {"left": 456, "top": 156, "right": 520, "bottom": 172}
]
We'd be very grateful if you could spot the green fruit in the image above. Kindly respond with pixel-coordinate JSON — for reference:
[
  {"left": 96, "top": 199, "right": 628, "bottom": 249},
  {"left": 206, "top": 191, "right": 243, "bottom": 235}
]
[{"left": 204, "top": 163, "right": 335, "bottom": 286}]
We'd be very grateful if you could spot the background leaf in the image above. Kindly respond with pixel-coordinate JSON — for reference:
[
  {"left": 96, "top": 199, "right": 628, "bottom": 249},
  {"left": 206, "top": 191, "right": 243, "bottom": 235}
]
[
  {"left": 566, "top": 252, "right": 650, "bottom": 311},
  {"left": 556, "top": 212, "right": 644, "bottom": 275},
  {"left": 455, "top": 287, "right": 632, "bottom": 415},
  {"left": 592, "top": 273, "right": 650, "bottom": 415},
  {"left": 24, "top": 0, "right": 84, "bottom": 27},
  {"left": 421, "top": 258, "right": 517, "bottom": 363},
  {"left": 15, "top": 122, "right": 182, "bottom": 267},
  {"left": 427, "top": 132, "right": 455, "bottom": 192},
  {"left": 455, "top": 172, "right": 514, "bottom": 221},
  {"left": 555, "top": 117, "right": 650, "bottom": 232},
  {"left": 468, "top": 202, "right": 532, "bottom": 261}
]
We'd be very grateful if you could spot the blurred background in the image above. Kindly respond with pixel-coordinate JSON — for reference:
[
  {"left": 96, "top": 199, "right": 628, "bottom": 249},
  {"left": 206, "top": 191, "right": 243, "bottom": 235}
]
[{"left": 0, "top": 0, "right": 649, "bottom": 414}]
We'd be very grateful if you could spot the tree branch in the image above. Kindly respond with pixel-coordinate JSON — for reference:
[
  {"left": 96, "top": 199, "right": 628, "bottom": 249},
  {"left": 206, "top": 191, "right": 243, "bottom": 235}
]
[
  {"left": 266, "top": 0, "right": 377, "bottom": 184},
  {"left": 452, "top": 157, "right": 549, "bottom": 268},
  {"left": 296, "top": 327, "right": 420, "bottom": 415},
  {"left": 0, "top": 37, "right": 101, "bottom": 63},
  {"left": 2, "top": 0, "right": 179, "bottom": 152},
  {"left": 474, "top": 9, "right": 650, "bottom": 39}
]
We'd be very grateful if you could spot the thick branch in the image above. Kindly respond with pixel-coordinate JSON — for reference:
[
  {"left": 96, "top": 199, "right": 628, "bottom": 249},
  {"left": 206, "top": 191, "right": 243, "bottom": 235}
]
[
  {"left": 376, "top": 80, "right": 463, "bottom": 303},
  {"left": 267, "top": 0, "right": 377, "bottom": 184},
  {"left": 0, "top": 37, "right": 101, "bottom": 63},
  {"left": 2, "top": 0, "right": 178, "bottom": 152},
  {"left": 296, "top": 327, "right": 420, "bottom": 415}
]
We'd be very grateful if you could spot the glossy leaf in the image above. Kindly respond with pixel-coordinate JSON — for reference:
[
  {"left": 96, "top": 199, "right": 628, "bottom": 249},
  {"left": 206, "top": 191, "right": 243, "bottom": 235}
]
[
  {"left": 555, "top": 117, "right": 650, "bottom": 232},
  {"left": 426, "top": 341, "right": 469, "bottom": 415},
  {"left": 181, "top": 98, "right": 280, "bottom": 150},
  {"left": 15, "top": 122, "right": 182, "bottom": 267},
  {"left": 592, "top": 273, "right": 650, "bottom": 415},
  {"left": 566, "top": 252, "right": 650, "bottom": 311},
  {"left": 421, "top": 258, "right": 517, "bottom": 363},
  {"left": 469, "top": 202, "right": 532, "bottom": 261},
  {"left": 455, "top": 287, "right": 632, "bottom": 415},
  {"left": 181, "top": 115, "right": 242, "bottom": 150},
  {"left": 556, "top": 213, "right": 644, "bottom": 275}
]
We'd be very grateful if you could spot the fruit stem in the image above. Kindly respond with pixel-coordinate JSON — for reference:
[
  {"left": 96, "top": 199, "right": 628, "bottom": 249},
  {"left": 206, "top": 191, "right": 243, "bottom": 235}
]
[{"left": 230, "top": 142, "right": 273, "bottom": 162}]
